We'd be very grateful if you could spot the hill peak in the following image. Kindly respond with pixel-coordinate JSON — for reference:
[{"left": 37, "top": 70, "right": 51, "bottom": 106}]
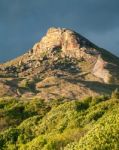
[{"left": 32, "top": 27, "right": 96, "bottom": 56}]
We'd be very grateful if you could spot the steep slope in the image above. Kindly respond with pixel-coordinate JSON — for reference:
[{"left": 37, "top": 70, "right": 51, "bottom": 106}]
[{"left": 0, "top": 27, "right": 119, "bottom": 99}]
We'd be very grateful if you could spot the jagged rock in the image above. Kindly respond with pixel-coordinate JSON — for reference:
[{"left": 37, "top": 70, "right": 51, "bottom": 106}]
[{"left": 31, "top": 27, "right": 98, "bottom": 60}]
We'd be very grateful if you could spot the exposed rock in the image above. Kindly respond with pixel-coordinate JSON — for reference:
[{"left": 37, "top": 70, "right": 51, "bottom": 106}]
[
  {"left": 92, "top": 55, "right": 114, "bottom": 84},
  {"left": 31, "top": 27, "right": 97, "bottom": 60}
]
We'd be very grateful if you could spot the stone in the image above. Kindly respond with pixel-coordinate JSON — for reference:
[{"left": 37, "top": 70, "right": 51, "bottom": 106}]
[
  {"left": 92, "top": 55, "right": 113, "bottom": 83},
  {"left": 30, "top": 27, "right": 96, "bottom": 60}
]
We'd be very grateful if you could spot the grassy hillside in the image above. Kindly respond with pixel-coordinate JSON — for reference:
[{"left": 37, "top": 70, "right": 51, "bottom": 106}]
[{"left": 0, "top": 91, "right": 119, "bottom": 150}]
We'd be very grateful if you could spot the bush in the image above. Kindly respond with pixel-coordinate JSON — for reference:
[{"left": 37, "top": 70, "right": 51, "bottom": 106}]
[
  {"left": 0, "top": 95, "right": 119, "bottom": 150},
  {"left": 111, "top": 88, "right": 119, "bottom": 99}
]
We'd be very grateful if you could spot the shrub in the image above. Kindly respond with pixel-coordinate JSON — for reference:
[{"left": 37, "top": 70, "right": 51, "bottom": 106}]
[
  {"left": 111, "top": 88, "right": 119, "bottom": 99},
  {"left": 0, "top": 95, "right": 119, "bottom": 150}
]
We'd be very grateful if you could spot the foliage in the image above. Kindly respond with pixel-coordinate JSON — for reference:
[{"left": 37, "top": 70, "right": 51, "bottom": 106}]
[
  {"left": 0, "top": 94, "right": 119, "bottom": 150},
  {"left": 111, "top": 88, "right": 119, "bottom": 99}
]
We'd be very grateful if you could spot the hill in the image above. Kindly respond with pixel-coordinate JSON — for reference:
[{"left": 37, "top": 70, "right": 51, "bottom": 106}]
[
  {"left": 0, "top": 27, "right": 119, "bottom": 149},
  {"left": 0, "top": 27, "right": 119, "bottom": 100}
]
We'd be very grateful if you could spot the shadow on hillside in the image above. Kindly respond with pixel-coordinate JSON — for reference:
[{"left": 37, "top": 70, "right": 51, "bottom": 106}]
[{"left": 63, "top": 78, "right": 119, "bottom": 94}]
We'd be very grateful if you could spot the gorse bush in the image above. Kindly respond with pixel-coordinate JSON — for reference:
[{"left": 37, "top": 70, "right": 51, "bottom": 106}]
[
  {"left": 0, "top": 94, "right": 119, "bottom": 150},
  {"left": 65, "top": 103, "right": 119, "bottom": 150}
]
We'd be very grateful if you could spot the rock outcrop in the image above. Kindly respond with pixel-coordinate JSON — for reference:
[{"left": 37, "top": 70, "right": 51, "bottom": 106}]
[
  {"left": 93, "top": 55, "right": 119, "bottom": 84},
  {"left": 32, "top": 27, "right": 99, "bottom": 60},
  {"left": 93, "top": 55, "right": 112, "bottom": 83}
]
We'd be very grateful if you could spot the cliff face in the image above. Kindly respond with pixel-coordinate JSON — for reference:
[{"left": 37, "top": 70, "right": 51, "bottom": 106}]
[
  {"left": 0, "top": 27, "right": 119, "bottom": 99},
  {"left": 31, "top": 27, "right": 99, "bottom": 60}
]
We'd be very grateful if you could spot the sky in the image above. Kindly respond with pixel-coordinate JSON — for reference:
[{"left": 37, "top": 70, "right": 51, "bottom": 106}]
[{"left": 0, "top": 0, "right": 119, "bottom": 63}]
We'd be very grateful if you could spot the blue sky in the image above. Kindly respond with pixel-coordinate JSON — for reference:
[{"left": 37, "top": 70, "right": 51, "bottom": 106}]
[{"left": 0, "top": 0, "right": 119, "bottom": 62}]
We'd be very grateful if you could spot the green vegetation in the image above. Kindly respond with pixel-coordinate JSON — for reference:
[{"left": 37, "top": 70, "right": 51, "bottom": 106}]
[{"left": 0, "top": 93, "right": 119, "bottom": 150}]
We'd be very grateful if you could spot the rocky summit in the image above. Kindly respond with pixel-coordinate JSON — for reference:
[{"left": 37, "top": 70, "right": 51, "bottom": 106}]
[{"left": 0, "top": 27, "right": 119, "bottom": 99}]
